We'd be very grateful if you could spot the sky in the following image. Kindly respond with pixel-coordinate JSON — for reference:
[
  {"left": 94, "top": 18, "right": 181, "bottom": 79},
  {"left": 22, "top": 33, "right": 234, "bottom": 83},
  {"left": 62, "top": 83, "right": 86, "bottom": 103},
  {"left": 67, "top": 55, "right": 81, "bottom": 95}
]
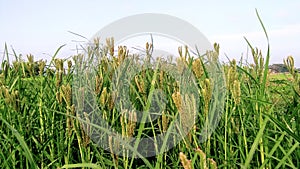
[{"left": 1, "top": 0, "right": 300, "bottom": 67}]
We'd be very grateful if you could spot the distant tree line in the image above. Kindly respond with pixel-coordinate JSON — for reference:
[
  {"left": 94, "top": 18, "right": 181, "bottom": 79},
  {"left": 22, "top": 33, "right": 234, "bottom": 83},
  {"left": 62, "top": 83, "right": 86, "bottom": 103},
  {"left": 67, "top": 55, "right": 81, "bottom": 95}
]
[
  {"left": 269, "top": 64, "right": 289, "bottom": 73},
  {"left": 269, "top": 63, "right": 300, "bottom": 73}
]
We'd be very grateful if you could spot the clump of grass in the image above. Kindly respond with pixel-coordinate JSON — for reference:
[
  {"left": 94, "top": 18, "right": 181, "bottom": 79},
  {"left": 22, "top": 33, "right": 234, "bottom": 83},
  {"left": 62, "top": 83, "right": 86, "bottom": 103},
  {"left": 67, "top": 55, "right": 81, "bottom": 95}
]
[{"left": 0, "top": 10, "right": 299, "bottom": 169}]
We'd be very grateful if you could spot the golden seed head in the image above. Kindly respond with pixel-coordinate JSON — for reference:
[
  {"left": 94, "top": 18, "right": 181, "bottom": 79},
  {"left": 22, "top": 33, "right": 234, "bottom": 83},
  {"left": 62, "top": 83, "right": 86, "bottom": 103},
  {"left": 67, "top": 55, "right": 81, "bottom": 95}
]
[
  {"left": 60, "top": 60, "right": 64, "bottom": 71},
  {"left": 120, "top": 110, "right": 126, "bottom": 137},
  {"left": 178, "top": 46, "right": 183, "bottom": 58},
  {"left": 38, "top": 60, "right": 46, "bottom": 75},
  {"left": 145, "top": 42, "right": 152, "bottom": 56},
  {"left": 172, "top": 91, "right": 182, "bottom": 111},
  {"left": 260, "top": 55, "right": 264, "bottom": 68},
  {"left": 57, "top": 72, "right": 63, "bottom": 87},
  {"left": 162, "top": 111, "right": 169, "bottom": 132},
  {"left": 13, "top": 90, "right": 19, "bottom": 110},
  {"left": 146, "top": 42, "right": 149, "bottom": 51},
  {"left": 135, "top": 75, "right": 145, "bottom": 94},
  {"left": 77, "top": 87, "right": 85, "bottom": 111},
  {"left": 108, "top": 135, "right": 119, "bottom": 167},
  {"left": 231, "top": 59, "right": 236, "bottom": 67},
  {"left": 67, "top": 60, "right": 72, "bottom": 70},
  {"left": 126, "top": 111, "right": 137, "bottom": 137},
  {"left": 284, "top": 56, "right": 295, "bottom": 75},
  {"left": 56, "top": 91, "right": 62, "bottom": 104},
  {"left": 12, "top": 90, "right": 18, "bottom": 100},
  {"left": 159, "top": 70, "right": 164, "bottom": 88},
  {"left": 12, "top": 61, "right": 19, "bottom": 70},
  {"left": 195, "top": 148, "right": 208, "bottom": 168},
  {"left": 3, "top": 87, "right": 12, "bottom": 105},
  {"left": 54, "top": 59, "right": 61, "bottom": 71},
  {"left": 252, "top": 48, "right": 259, "bottom": 66},
  {"left": 206, "top": 50, "right": 219, "bottom": 63},
  {"left": 233, "top": 80, "right": 241, "bottom": 104},
  {"left": 61, "top": 84, "right": 72, "bottom": 106},
  {"left": 192, "top": 58, "right": 203, "bottom": 79},
  {"left": 71, "top": 104, "right": 75, "bottom": 116},
  {"left": 176, "top": 57, "right": 187, "bottom": 74},
  {"left": 204, "top": 78, "right": 211, "bottom": 89},
  {"left": 287, "top": 56, "right": 294, "bottom": 67},
  {"left": 179, "top": 152, "right": 192, "bottom": 169},
  {"left": 0, "top": 86, "right": 5, "bottom": 99},
  {"left": 105, "top": 38, "right": 110, "bottom": 46},
  {"left": 95, "top": 75, "right": 103, "bottom": 95},
  {"left": 118, "top": 46, "right": 123, "bottom": 58},
  {"left": 27, "top": 54, "right": 34, "bottom": 63},
  {"left": 213, "top": 43, "right": 220, "bottom": 54},
  {"left": 184, "top": 45, "right": 189, "bottom": 59},
  {"left": 108, "top": 91, "right": 115, "bottom": 111},
  {"left": 208, "top": 158, "right": 217, "bottom": 169},
  {"left": 226, "top": 62, "right": 238, "bottom": 91},
  {"left": 116, "top": 46, "right": 128, "bottom": 65},
  {"left": 106, "top": 37, "right": 114, "bottom": 56},
  {"left": 110, "top": 46, "right": 114, "bottom": 57},
  {"left": 201, "top": 88, "right": 206, "bottom": 98},
  {"left": 93, "top": 37, "right": 100, "bottom": 47},
  {"left": 202, "top": 78, "right": 213, "bottom": 109},
  {"left": 100, "top": 87, "right": 107, "bottom": 106}
]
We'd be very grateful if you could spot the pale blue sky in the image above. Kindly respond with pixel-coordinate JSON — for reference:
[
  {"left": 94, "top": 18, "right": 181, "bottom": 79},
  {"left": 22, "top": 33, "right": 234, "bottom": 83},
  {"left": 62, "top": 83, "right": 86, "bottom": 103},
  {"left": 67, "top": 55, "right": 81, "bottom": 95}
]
[{"left": 1, "top": 0, "right": 300, "bottom": 66}]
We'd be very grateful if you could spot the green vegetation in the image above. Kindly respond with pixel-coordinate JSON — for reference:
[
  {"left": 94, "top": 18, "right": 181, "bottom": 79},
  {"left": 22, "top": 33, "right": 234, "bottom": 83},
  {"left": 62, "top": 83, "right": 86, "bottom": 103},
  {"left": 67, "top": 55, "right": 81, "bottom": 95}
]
[
  {"left": 0, "top": 12, "right": 299, "bottom": 169},
  {"left": 269, "top": 72, "right": 292, "bottom": 81}
]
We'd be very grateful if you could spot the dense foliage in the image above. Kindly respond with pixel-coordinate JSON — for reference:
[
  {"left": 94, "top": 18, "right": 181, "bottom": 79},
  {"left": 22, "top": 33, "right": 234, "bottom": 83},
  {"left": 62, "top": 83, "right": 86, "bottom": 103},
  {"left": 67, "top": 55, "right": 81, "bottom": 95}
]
[{"left": 0, "top": 37, "right": 299, "bottom": 168}]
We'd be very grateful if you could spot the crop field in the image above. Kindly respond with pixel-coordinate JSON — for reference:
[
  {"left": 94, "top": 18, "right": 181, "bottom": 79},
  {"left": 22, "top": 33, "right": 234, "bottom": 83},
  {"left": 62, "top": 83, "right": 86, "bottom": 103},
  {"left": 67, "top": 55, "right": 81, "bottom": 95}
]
[{"left": 0, "top": 27, "right": 300, "bottom": 168}]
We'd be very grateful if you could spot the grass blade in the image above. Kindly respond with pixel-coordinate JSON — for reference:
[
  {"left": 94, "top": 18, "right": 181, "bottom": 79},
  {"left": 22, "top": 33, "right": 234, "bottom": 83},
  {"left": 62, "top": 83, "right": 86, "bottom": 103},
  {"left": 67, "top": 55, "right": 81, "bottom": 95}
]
[
  {"left": 0, "top": 116, "right": 38, "bottom": 169},
  {"left": 243, "top": 117, "right": 269, "bottom": 168}
]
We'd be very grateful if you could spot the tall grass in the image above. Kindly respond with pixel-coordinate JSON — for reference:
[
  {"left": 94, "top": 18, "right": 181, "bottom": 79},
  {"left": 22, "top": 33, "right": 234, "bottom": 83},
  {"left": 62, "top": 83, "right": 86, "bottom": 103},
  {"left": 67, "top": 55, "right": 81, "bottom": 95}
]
[{"left": 0, "top": 12, "right": 299, "bottom": 168}]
